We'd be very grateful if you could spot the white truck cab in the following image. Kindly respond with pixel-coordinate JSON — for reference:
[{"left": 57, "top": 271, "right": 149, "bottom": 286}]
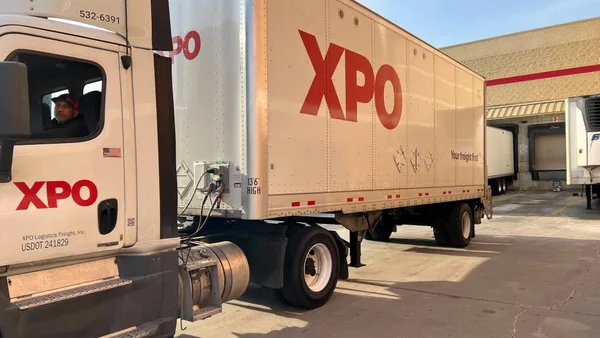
[{"left": 0, "top": 2, "right": 249, "bottom": 337}]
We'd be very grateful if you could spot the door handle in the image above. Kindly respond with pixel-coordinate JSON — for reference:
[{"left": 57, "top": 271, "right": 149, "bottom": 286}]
[{"left": 98, "top": 198, "right": 118, "bottom": 235}]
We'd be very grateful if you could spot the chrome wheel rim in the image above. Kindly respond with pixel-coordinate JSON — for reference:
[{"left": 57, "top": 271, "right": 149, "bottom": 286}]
[
  {"left": 461, "top": 211, "right": 471, "bottom": 239},
  {"left": 304, "top": 243, "right": 333, "bottom": 292}
]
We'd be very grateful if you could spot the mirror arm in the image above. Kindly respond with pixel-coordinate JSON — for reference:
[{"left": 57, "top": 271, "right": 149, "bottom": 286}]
[{"left": 0, "top": 141, "right": 16, "bottom": 183}]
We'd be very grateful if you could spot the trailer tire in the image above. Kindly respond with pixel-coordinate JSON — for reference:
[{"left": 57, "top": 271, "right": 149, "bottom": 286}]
[
  {"left": 364, "top": 215, "right": 394, "bottom": 242},
  {"left": 446, "top": 203, "right": 473, "bottom": 248},
  {"left": 494, "top": 180, "right": 502, "bottom": 196},
  {"left": 282, "top": 226, "right": 339, "bottom": 309},
  {"left": 433, "top": 226, "right": 451, "bottom": 247}
]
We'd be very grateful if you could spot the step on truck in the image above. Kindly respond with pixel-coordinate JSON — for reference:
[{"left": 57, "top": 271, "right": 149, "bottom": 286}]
[
  {"left": 486, "top": 126, "right": 516, "bottom": 195},
  {"left": 0, "top": 0, "right": 492, "bottom": 337}
]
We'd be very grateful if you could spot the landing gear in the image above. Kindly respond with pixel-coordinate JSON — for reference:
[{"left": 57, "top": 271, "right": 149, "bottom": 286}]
[
  {"left": 349, "top": 230, "right": 365, "bottom": 267},
  {"left": 586, "top": 184, "right": 593, "bottom": 210}
]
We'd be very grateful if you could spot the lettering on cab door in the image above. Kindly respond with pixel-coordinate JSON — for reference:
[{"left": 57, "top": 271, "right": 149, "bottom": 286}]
[{"left": 14, "top": 180, "right": 99, "bottom": 210}]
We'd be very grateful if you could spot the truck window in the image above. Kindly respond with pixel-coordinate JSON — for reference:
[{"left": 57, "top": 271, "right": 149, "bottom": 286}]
[
  {"left": 84, "top": 80, "right": 102, "bottom": 94},
  {"left": 7, "top": 51, "right": 105, "bottom": 142}
]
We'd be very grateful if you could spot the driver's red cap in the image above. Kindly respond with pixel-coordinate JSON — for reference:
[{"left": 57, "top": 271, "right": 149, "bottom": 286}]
[{"left": 51, "top": 93, "right": 79, "bottom": 111}]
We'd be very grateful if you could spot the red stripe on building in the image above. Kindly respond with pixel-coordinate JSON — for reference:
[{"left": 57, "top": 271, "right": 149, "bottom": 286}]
[{"left": 487, "top": 64, "right": 600, "bottom": 87}]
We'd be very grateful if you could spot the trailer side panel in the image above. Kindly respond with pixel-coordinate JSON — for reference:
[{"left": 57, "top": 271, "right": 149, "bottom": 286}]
[{"left": 265, "top": 0, "right": 485, "bottom": 217}]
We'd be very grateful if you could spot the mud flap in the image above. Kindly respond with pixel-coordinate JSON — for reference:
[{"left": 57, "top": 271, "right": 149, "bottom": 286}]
[
  {"left": 483, "top": 185, "right": 493, "bottom": 220},
  {"left": 329, "top": 230, "right": 349, "bottom": 280}
]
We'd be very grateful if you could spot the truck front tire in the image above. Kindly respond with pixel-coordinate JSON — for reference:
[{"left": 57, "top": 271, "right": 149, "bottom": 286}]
[{"left": 281, "top": 226, "right": 340, "bottom": 309}]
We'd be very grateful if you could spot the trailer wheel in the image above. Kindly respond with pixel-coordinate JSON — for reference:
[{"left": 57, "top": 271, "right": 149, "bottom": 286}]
[
  {"left": 494, "top": 180, "right": 502, "bottom": 195},
  {"left": 433, "top": 226, "right": 451, "bottom": 247},
  {"left": 446, "top": 203, "right": 473, "bottom": 248},
  {"left": 365, "top": 214, "right": 394, "bottom": 242},
  {"left": 502, "top": 179, "right": 507, "bottom": 194},
  {"left": 432, "top": 211, "right": 451, "bottom": 247},
  {"left": 282, "top": 226, "right": 339, "bottom": 309}
]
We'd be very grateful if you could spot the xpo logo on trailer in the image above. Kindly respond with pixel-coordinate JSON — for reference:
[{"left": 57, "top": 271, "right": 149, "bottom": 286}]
[
  {"left": 299, "top": 30, "right": 403, "bottom": 130},
  {"left": 156, "top": 30, "right": 201, "bottom": 64}
]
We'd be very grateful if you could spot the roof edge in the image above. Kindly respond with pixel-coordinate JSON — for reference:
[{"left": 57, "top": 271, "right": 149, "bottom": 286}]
[
  {"left": 486, "top": 98, "right": 566, "bottom": 110},
  {"left": 441, "top": 16, "right": 600, "bottom": 50}
]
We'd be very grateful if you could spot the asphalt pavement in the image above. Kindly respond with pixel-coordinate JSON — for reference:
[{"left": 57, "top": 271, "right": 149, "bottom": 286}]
[{"left": 177, "top": 190, "right": 600, "bottom": 338}]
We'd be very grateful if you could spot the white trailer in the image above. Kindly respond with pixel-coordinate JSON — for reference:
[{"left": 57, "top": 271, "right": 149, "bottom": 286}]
[
  {"left": 486, "top": 126, "right": 515, "bottom": 195},
  {"left": 566, "top": 95, "right": 600, "bottom": 209},
  {"left": 0, "top": 0, "right": 492, "bottom": 337}
]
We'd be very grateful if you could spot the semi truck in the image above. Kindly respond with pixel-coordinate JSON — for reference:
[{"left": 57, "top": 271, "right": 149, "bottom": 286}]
[
  {"left": 0, "top": 0, "right": 492, "bottom": 337},
  {"left": 486, "top": 126, "right": 515, "bottom": 195},
  {"left": 566, "top": 94, "right": 600, "bottom": 209}
]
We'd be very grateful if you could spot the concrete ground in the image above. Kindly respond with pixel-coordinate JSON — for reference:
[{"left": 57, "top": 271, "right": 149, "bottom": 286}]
[{"left": 176, "top": 191, "right": 600, "bottom": 338}]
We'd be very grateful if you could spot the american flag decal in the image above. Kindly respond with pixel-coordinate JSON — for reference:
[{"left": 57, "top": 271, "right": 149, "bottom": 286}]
[{"left": 103, "top": 148, "right": 122, "bottom": 158}]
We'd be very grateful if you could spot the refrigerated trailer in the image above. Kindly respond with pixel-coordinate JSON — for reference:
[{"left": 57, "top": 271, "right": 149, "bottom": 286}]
[
  {"left": 0, "top": 0, "right": 492, "bottom": 337},
  {"left": 566, "top": 95, "right": 600, "bottom": 209},
  {"left": 486, "top": 126, "right": 515, "bottom": 195}
]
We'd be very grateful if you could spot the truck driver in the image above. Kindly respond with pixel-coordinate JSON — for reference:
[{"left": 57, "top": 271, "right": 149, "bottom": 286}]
[{"left": 32, "top": 93, "right": 89, "bottom": 139}]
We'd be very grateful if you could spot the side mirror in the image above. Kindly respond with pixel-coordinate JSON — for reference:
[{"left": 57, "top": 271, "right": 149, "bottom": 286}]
[{"left": 0, "top": 62, "right": 30, "bottom": 183}]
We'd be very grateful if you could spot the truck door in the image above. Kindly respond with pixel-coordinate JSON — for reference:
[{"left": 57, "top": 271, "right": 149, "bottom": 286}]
[{"left": 0, "top": 33, "right": 127, "bottom": 266}]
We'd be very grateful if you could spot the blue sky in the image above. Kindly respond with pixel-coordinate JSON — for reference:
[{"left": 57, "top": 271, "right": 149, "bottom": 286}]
[{"left": 356, "top": 0, "right": 600, "bottom": 47}]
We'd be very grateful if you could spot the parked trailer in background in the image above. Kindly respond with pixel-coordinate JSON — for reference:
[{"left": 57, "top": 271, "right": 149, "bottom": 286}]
[
  {"left": 566, "top": 95, "right": 600, "bottom": 209},
  {"left": 0, "top": 0, "right": 491, "bottom": 337},
  {"left": 486, "top": 126, "right": 515, "bottom": 195}
]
